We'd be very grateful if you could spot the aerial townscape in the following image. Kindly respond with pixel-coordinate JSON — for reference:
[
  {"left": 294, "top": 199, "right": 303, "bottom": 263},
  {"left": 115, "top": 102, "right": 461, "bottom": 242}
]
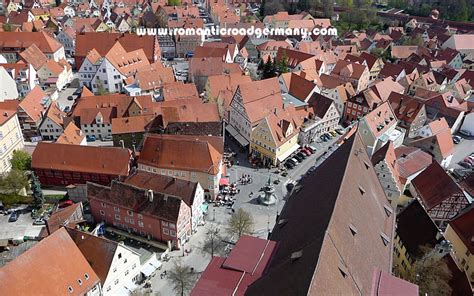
[{"left": 0, "top": 0, "right": 474, "bottom": 295}]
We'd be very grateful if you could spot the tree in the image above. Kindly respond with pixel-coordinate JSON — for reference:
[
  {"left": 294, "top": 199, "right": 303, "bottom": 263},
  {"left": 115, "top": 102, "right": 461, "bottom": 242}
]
[
  {"left": 10, "top": 150, "right": 31, "bottom": 171},
  {"left": 276, "top": 51, "right": 289, "bottom": 74},
  {"left": 167, "top": 0, "right": 181, "bottom": 6},
  {"left": 201, "top": 225, "right": 225, "bottom": 257},
  {"left": 95, "top": 78, "right": 108, "bottom": 96},
  {"left": 262, "top": 56, "right": 276, "bottom": 79},
  {"left": 322, "top": 0, "right": 334, "bottom": 18},
  {"left": 167, "top": 260, "right": 196, "bottom": 296},
  {"left": 398, "top": 246, "right": 452, "bottom": 296},
  {"left": 227, "top": 208, "right": 254, "bottom": 238},
  {"left": 262, "top": 1, "right": 284, "bottom": 16},
  {"left": 0, "top": 170, "right": 29, "bottom": 195},
  {"left": 30, "top": 173, "right": 44, "bottom": 208}
]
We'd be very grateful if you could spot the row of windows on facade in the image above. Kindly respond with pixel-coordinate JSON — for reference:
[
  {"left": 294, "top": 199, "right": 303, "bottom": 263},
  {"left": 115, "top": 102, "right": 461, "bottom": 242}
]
[
  {"left": 105, "top": 264, "right": 139, "bottom": 292},
  {"left": 142, "top": 165, "right": 196, "bottom": 178}
]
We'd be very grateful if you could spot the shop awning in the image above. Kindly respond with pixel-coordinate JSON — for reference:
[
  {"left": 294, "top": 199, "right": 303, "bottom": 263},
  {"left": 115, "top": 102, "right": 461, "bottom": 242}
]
[
  {"left": 141, "top": 256, "right": 161, "bottom": 277},
  {"left": 219, "top": 178, "right": 229, "bottom": 186},
  {"left": 277, "top": 144, "right": 300, "bottom": 162},
  {"left": 226, "top": 125, "right": 249, "bottom": 147}
]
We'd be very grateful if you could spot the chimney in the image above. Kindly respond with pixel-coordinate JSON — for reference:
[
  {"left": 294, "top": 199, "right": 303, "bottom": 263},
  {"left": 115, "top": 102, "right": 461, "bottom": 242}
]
[{"left": 148, "top": 189, "right": 153, "bottom": 202}]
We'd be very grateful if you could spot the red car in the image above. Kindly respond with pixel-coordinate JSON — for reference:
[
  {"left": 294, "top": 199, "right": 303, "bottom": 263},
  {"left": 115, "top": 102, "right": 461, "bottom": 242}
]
[
  {"left": 300, "top": 148, "right": 312, "bottom": 156},
  {"left": 58, "top": 200, "right": 73, "bottom": 208}
]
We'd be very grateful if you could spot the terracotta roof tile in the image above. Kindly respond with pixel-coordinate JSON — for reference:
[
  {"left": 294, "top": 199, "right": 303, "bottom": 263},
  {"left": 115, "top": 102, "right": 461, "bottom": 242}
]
[
  {"left": 18, "top": 86, "right": 49, "bottom": 123},
  {"left": 56, "top": 122, "right": 85, "bottom": 145},
  {"left": 0, "top": 228, "right": 100, "bottom": 295},
  {"left": 19, "top": 44, "right": 48, "bottom": 70},
  {"left": 111, "top": 114, "right": 156, "bottom": 134},
  {"left": 0, "top": 31, "right": 62, "bottom": 53},
  {"left": 32, "top": 142, "right": 131, "bottom": 176},
  {"left": 139, "top": 134, "right": 223, "bottom": 174}
]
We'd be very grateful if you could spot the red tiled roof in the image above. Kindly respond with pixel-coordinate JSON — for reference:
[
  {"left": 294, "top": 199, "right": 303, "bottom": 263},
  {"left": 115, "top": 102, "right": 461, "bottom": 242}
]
[
  {"left": 0, "top": 228, "right": 100, "bottom": 295},
  {"left": 32, "top": 142, "right": 131, "bottom": 176},
  {"left": 0, "top": 31, "right": 62, "bottom": 53},
  {"left": 370, "top": 269, "right": 418, "bottom": 296}
]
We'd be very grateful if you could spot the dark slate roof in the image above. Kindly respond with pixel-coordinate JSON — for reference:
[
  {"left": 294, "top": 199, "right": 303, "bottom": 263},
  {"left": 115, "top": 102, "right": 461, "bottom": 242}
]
[
  {"left": 411, "top": 162, "right": 465, "bottom": 210},
  {"left": 307, "top": 93, "right": 334, "bottom": 119},
  {"left": 246, "top": 131, "right": 394, "bottom": 296},
  {"left": 123, "top": 171, "right": 198, "bottom": 207},
  {"left": 396, "top": 199, "right": 442, "bottom": 257},
  {"left": 87, "top": 181, "right": 182, "bottom": 222}
]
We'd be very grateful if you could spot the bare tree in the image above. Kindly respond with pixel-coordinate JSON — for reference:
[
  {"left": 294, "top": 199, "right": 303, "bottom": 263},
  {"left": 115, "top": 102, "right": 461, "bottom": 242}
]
[
  {"left": 227, "top": 208, "right": 254, "bottom": 238},
  {"left": 168, "top": 260, "right": 196, "bottom": 296},
  {"left": 201, "top": 225, "right": 225, "bottom": 257},
  {"left": 398, "top": 246, "right": 452, "bottom": 296}
]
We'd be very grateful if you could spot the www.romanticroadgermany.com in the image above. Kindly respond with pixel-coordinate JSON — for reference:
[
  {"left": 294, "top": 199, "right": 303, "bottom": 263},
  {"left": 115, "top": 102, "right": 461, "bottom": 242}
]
[{"left": 136, "top": 26, "right": 338, "bottom": 41}]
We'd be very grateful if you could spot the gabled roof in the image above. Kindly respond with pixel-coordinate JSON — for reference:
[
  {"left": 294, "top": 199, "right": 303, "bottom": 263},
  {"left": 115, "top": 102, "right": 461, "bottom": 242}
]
[
  {"left": 396, "top": 199, "right": 443, "bottom": 256},
  {"left": 371, "top": 141, "right": 402, "bottom": 191},
  {"left": 275, "top": 47, "right": 314, "bottom": 69},
  {"left": 111, "top": 114, "right": 156, "bottom": 134},
  {"left": 32, "top": 142, "right": 131, "bottom": 176},
  {"left": 0, "top": 228, "right": 100, "bottom": 295},
  {"left": 306, "top": 93, "right": 335, "bottom": 119},
  {"left": 0, "top": 31, "right": 62, "bottom": 53},
  {"left": 161, "top": 101, "right": 220, "bottom": 126},
  {"left": 412, "top": 162, "right": 465, "bottom": 210},
  {"left": 56, "top": 122, "right": 85, "bottom": 145},
  {"left": 362, "top": 101, "right": 397, "bottom": 138},
  {"left": 388, "top": 92, "right": 425, "bottom": 124},
  {"left": 87, "top": 181, "right": 183, "bottom": 222},
  {"left": 138, "top": 134, "right": 223, "bottom": 174},
  {"left": 206, "top": 73, "right": 251, "bottom": 100},
  {"left": 46, "top": 202, "right": 83, "bottom": 234},
  {"left": 135, "top": 62, "right": 175, "bottom": 91},
  {"left": 44, "top": 103, "right": 66, "bottom": 127},
  {"left": 124, "top": 170, "right": 198, "bottom": 207},
  {"left": 247, "top": 131, "right": 394, "bottom": 295},
  {"left": 19, "top": 43, "right": 48, "bottom": 70},
  {"left": 370, "top": 269, "right": 418, "bottom": 296},
  {"left": 162, "top": 82, "right": 199, "bottom": 101},
  {"left": 287, "top": 73, "right": 316, "bottom": 101},
  {"left": 18, "top": 86, "right": 49, "bottom": 123},
  {"left": 394, "top": 146, "right": 432, "bottom": 183},
  {"left": 104, "top": 41, "right": 149, "bottom": 77},
  {"left": 411, "top": 127, "right": 454, "bottom": 159},
  {"left": 65, "top": 228, "right": 118, "bottom": 285},
  {"left": 449, "top": 206, "right": 474, "bottom": 254}
]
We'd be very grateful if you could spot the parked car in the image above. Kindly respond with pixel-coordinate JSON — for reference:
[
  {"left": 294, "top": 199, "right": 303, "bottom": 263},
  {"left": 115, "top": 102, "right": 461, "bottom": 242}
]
[
  {"left": 320, "top": 135, "right": 328, "bottom": 142},
  {"left": 459, "top": 161, "right": 472, "bottom": 169},
  {"left": 335, "top": 128, "right": 344, "bottom": 135},
  {"left": 284, "top": 161, "right": 295, "bottom": 169},
  {"left": 286, "top": 182, "right": 295, "bottom": 191},
  {"left": 86, "top": 135, "right": 96, "bottom": 142},
  {"left": 8, "top": 211, "right": 19, "bottom": 222},
  {"left": 289, "top": 158, "right": 299, "bottom": 165},
  {"left": 103, "top": 135, "right": 113, "bottom": 141},
  {"left": 464, "top": 157, "right": 474, "bottom": 165},
  {"left": 308, "top": 145, "right": 317, "bottom": 153},
  {"left": 293, "top": 154, "right": 304, "bottom": 162},
  {"left": 459, "top": 129, "right": 472, "bottom": 137},
  {"left": 452, "top": 135, "right": 462, "bottom": 144},
  {"left": 324, "top": 133, "right": 332, "bottom": 139},
  {"left": 300, "top": 148, "right": 312, "bottom": 156},
  {"left": 297, "top": 152, "right": 307, "bottom": 159},
  {"left": 330, "top": 131, "right": 338, "bottom": 137},
  {"left": 33, "top": 218, "right": 46, "bottom": 225}
]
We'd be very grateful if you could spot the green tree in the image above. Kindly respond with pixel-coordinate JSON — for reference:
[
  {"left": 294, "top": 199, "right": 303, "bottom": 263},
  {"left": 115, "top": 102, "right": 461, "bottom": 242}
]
[
  {"left": 167, "top": 0, "right": 181, "bottom": 6},
  {"left": 10, "top": 150, "right": 31, "bottom": 171},
  {"left": 262, "top": 56, "right": 276, "bottom": 79},
  {"left": 30, "top": 173, "right": 44, "bottom": 208},
  {"left": 95, "top": 78, "right": 108, "bottom": 96},
  {"left": 167, "top": 260, "right": 196, "bottom": 296},
  {"left": 2, "top": 23, "right": 12, "bottom": 31},
  {"left": 0, "top": 170, "right": 29, "bottom": 194},
  {"left": 227, "top": 208, "right": 254, "bottom": 238},
  {"left": 276, "top": 51, "right": 289, "bottom": 74},
  {"left": 201, "top": 225, "right": 225, "bottom": 257},
  {"left": 297, "top": 0, "right": 310, "bottom": 12},
  {"left": 322, "top": 0, "right": 334, "bottom": 17}
]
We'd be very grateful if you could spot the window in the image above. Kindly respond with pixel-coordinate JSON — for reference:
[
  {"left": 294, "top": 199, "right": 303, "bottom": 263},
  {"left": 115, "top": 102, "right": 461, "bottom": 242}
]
[
  {"left": 115, "top": 214, "right": 120, "bottom": 221},
  {"left": 114, "top": 279, "right": 119, "bottom": 285},
  {"left": 380, "top": 233, "right": 390, "bottom": 246},
  {"left": 114, "top": 206, "right": 120, "bottom": 212},
  {"left": 163, "top": 228, "right": 170, "bottom": 235},
  {"left": 127, "top": 210, "right": 133, "bottom": 217},
  {"left": 125, "top": 270, "right": 129, "bottom": 276},
  {"left": 358, "top": 185, "right": 366, "bottom": 195},
  {"left": 383, "top": 205, "right": 393, "bottom": 217},
  {"left": 101, "top": 202, "right": 106, "bottom": 208},
  {"left": 68, "top": 286, "right": 74, "bottom": 293},
  {"left": 138, "top": 214, "right": 143, "bottom": 219},
  {"left": 132, "top": 263, "right": 136, "bottom": 269},
  {"left": 107, "top": 286, "right": 111, "bottom": 292},
  {"left": 138, "top": 221, "right": 144, "bottom": 227},
  {"left": 169, "top": 223, "right": 176, "bottom": 229},
  {"left": 77, "top": 279, "right": 83, "bottom": 286},
  {"left": 84, "top": 273, "right": 89, "bottom": 280},
  {"left": 118, "top": 253, "right": 122, "bottom": 259},
  {"left": 349, "top": 224, "right": 358, "bottom": 236},
  {"left": 162, "top": 221, "right": 169, "bottom": 227},
  {"left": 100, "top": 210, "right": 105, "bottom": 216},
  {"left": 170, "top": 230, "right": 176, "bottom": 237}
]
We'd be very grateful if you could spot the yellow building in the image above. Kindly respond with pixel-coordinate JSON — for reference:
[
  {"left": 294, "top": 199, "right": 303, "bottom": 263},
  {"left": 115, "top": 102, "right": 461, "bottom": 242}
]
[
  {"left": 250, "top": 106, "right": 302, "bottom": 167},
  {"left": 0, "top": 103, "right": 25, "bottom": 173},
  {"left": 444, "top": 208, "right": 474, "bottom": 287}
]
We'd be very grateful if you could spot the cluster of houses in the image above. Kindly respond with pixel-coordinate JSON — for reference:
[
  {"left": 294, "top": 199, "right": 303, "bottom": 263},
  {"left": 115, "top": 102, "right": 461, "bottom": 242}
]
[{"left": 0, "top": 0, "right": 474, "bottom": 294}]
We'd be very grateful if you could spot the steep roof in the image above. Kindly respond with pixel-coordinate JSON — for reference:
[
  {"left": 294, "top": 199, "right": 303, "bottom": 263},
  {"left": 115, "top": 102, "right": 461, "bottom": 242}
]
[
  {"left": 87, "top": 181, "right": 183, "bottom": 222},
  {"left": 388, "top": 92, "right": 425, "bottom": 125},
  {"left": 0, "top": 31, "right": 62, "bottom": 53},
  {"left": 411, "top": 162, "right": 465, "bottom": 210},
  {"left": 306, "top": 93, "right": 335, "bottom": 119},
  {"left": 449, "top": 206, "right": 474, "bottom": 254},
  {"left": 135, "top": 62, "right": 175, "bottom": 91},
  {"left": 394, "top": 146, "right": 432, "bottom": 183},
  {"left": 138, "top": 134, "right": 223, "bottom": 174},
  {"left": 206, "top": 73, "right": 251, "bottom": 100},
  {"left": 46, "top": 202, "right": 84, "bottom": 235},
  {"left": 56, "top": 122, "right": 85, "bottom": 145},
  {"left": 370, "top": 269, "right": 419, "bottom": 296},
  {"left": 111, "top": 114, "right": 156, "bottom": 134},
  {"left": 411, "top": 128, "right": 454, "bottom": 159},
  {"left": 18, "top": 86, "right": 49, "bottom": 123},
  {"left": 396, "top": 199, "right": 442, "bottom": 256},
  {"left": 32, "top": 142, "right": 131, "bottom": 176},
  {"left": 247, "top": 131, "right": 394, "bottom": 295},
  {"left": 75, "top": 32, "right": 157, "bottom": 65},
  {"left": 124, "top": 171, "right": 198, "bottom": 207},
  {"left": 371, "top": 141, "right": 403, "bottom": 191},
  {"left": 19, "top": 44, "right": 48, "bottom": 70},
  {"left": 0, "top": 228, "right": 100, "bottom": 296},
  {"left": 104, "top": 41, "right": 150, "bottom": 77},
  {"left": 362, "top": 101, "right": 397, "bottom": 138},
  {"left": 65, "top": 228, "right": 118, "bottom": 285},
  {"left": 161, "top": 102, "right": 220, "bottom": 127}
]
